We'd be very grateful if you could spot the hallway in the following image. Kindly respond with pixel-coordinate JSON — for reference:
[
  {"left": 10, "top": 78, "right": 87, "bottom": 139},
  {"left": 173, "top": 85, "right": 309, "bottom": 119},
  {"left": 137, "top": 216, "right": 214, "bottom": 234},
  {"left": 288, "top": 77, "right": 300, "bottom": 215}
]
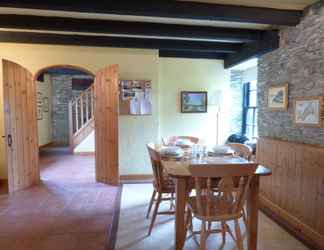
[{"left": 0, "top": 154, "right": 119, "bottom": 250}]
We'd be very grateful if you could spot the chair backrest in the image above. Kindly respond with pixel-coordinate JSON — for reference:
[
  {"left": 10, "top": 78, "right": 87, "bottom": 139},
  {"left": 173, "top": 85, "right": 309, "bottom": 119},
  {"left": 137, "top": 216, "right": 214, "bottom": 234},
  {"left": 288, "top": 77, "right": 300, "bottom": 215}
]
[
  {"left": 147, "top": 143, "right": 165, "bottom": 192},
  {"left": 189, "top": 163, "right": 258, "bottom": 218},
  {"left": 227, "top": 143, "right": 253, "bottom": 161},
  {"left": 162, "top": 136, "right": 200, "bottom": 146}
]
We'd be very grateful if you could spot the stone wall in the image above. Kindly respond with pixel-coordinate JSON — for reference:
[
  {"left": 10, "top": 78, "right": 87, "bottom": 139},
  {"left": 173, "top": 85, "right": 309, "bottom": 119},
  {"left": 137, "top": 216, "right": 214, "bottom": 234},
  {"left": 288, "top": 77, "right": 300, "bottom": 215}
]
[
  {"left": 258, "top": 1, "right": 324, "bottom": 146},
  {"left": 229, "top": 70, "right": 244, "bottom": 134},
  {"left": 51, "top": 75, "right": 72, "bottom": 145}
]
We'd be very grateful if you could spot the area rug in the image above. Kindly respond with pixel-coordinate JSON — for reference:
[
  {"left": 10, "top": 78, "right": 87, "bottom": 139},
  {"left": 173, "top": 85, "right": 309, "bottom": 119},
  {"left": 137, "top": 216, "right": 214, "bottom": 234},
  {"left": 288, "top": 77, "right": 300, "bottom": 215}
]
[{"left": 115, "top": 184, "right": 308, "bottom": 250}]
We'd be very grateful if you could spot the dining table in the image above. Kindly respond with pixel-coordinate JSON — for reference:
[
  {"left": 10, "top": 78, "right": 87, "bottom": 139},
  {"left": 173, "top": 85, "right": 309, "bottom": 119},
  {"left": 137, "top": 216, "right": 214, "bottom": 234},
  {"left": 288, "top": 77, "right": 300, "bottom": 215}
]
[{"left": 161, "top": 151, "right": 272, "bottom": 250}]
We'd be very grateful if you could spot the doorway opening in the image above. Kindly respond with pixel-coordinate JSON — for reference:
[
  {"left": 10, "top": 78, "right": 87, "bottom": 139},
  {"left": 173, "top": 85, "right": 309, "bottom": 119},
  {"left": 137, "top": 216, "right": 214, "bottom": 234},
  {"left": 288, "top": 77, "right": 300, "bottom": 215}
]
[
  {"left": 3, "top": 60, "right": 119, "bottom": 193},
  {"left": 35, "top": 65, "right": 96, "bottom": 183}
]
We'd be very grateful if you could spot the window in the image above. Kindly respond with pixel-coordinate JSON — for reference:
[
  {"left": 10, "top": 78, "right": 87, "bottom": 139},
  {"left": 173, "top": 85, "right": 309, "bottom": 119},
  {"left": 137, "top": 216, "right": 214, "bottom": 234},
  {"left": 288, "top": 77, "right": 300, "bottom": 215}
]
[{"left": 242, "top": 80, "right": 258, "bottom": 139}]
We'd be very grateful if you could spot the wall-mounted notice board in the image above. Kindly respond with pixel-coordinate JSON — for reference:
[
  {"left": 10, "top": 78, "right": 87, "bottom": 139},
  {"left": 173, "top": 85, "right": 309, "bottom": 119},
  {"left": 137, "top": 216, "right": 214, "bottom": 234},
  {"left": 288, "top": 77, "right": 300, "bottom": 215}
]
[{"left": 119, "top": 80, "right": 152, "bottom": 115}]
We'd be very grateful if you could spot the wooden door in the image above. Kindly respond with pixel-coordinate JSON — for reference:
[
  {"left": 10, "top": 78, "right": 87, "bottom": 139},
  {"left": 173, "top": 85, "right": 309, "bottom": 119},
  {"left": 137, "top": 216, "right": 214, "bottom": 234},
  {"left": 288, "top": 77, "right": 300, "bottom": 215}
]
[
  {"left": 2, "top": 60, "right": 39, "bottom": 192},
  {"left": 94, "top": 65, "right": 119, "bottom": 185}
]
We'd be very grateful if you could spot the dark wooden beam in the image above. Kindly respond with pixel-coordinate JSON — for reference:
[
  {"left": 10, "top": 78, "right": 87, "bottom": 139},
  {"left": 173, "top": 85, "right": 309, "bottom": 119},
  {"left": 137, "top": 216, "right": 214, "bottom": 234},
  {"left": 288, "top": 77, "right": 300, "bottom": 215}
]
[
  {"left": 159, "top": 50, "right": 225, "bottom": 60},
  {"left": 0, "top": 15, "right": 262, "bottom": 43},
  {"left": 0, "top": 1, "right": 302, "bottom": 26},
  {"left": 224, "top": 31, "right": 279, "bottom": 68},
  {"left": 0, "top": 31, "right": 241, "bottom": 53}
]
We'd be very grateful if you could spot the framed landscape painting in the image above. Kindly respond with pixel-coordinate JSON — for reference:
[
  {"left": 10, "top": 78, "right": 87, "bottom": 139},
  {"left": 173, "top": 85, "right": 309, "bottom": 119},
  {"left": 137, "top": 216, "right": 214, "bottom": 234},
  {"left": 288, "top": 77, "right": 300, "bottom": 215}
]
[
  {"left": 294, "top": 96, "right": 323, "bottom": 127},
  {"left": 181, "top": 91, "right": 207, "bottom": 113},
  {"left": 267, "top": 83, "right": 288, "bottom": 111}
]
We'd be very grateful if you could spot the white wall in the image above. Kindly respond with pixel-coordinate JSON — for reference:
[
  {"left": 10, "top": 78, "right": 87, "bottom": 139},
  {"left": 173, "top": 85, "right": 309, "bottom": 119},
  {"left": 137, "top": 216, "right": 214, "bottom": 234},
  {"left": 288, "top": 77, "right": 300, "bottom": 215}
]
[
  {"left": 37, "top": 74, "right": 52, "bottom": 146},
  {"left": 242, "top": 66, "right": 257, "bottom": 83},
  {"left": 74, "top": 131, "right": 95, "bottom": 153},
  {"left": 158, "top": 58, "right": 231, "bottom": 145}
]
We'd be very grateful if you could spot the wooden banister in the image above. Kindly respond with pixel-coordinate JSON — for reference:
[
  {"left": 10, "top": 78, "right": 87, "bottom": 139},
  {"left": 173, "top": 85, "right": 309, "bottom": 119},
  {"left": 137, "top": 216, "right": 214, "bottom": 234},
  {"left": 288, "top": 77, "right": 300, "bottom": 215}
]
[{"left": 69, "top": 84, "right": 95, "bottom": 148}]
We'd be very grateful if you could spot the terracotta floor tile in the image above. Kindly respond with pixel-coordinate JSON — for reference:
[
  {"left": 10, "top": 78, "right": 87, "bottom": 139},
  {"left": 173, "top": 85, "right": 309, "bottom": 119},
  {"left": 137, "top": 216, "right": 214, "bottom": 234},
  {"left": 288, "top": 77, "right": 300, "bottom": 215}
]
[{"left": 0, "top": 154, "right": 118, "bottom": 250}]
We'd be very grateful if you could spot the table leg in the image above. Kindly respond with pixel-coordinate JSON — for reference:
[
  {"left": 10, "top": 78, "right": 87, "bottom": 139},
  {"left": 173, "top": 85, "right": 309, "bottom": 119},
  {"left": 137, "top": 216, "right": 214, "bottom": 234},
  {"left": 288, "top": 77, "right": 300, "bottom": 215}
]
[
  {"left": 174, "top": 178, "right": 188, "bottom": 250},
  {"left": 247, "top": 175, "right": 260, "bottom": 250}
]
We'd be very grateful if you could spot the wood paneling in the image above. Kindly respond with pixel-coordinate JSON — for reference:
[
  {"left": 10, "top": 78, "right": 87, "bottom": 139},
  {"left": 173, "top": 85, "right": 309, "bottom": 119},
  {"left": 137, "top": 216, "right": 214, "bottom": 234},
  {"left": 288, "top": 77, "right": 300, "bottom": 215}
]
[
  {"left": 94, "top": 65, "right": 119, "bottom": 185},
  {"left": 257, "top": 137, "right": 324, "bottom": 249},
  {"left": 2, "top": 60, "right": 39, "bottom": 192}
]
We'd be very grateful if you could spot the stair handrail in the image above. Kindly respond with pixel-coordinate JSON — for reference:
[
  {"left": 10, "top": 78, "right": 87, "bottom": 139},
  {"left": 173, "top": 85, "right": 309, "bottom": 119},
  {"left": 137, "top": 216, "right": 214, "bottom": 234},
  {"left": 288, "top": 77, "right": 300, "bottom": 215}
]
[{"left": 68, "top": 85, "right": 94, "bottom": 142}]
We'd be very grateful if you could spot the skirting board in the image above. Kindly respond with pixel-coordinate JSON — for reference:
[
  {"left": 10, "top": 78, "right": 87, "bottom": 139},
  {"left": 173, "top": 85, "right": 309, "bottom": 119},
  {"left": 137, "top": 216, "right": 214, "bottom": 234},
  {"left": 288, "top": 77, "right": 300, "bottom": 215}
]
[
  {"left": 260, "top": 195, "right": 324, "bottom": 250},
  {"left": 73, "top": 152, "right": 95, "bottom": 156},
  {"left": 0, "top": 179, "right": 8, "bottom": 194},
  {"left": 120, "top": 174, "right": 153, "bottom": 183}
]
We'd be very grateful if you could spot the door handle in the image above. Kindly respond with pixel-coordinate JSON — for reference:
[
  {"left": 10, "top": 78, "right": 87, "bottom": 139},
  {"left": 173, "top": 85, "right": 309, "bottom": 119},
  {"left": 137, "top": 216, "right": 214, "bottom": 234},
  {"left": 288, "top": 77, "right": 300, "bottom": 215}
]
[{"left": 7, "top": 134, "right": 12, "bottom": 147}]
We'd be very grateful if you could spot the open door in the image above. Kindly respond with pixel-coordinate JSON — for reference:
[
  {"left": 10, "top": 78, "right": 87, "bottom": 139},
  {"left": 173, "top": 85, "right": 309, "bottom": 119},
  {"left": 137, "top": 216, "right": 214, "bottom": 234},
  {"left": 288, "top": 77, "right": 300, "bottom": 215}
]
[
  {"left": 94, "top": 65, "right": 119, "bottom": 185},
  {"left": 2, "top": 60, "right": 39, "bottom": 192}
]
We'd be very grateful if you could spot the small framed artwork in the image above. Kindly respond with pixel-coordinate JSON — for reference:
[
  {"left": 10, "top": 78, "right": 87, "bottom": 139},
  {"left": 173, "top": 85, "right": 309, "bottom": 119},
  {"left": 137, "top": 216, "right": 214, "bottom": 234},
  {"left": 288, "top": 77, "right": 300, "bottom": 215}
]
[
  {"left": 37, "top": 106, "right": 43, "bottom": 120},
  {"left": 294, "top": 96, "right": 323, "bottom": 127},
  {"left": 37, "top": 92, "right": 42, "bottom": 105},
  {"left": 181, "top": 91, "right": 207, "bottom": 113},
  {"left": 43, "top": 97, "right": 49, "bottom": 112},
  {"left": 267, "top": 83, "right": 288, "bottom": 111}
]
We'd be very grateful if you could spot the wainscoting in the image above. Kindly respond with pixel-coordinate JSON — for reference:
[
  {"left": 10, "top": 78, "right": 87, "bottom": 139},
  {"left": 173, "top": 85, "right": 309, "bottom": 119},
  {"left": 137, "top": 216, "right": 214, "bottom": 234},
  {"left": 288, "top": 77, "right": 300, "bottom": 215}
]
[{"left": 257, "top": 137, "right": 324, "bottom": 249}]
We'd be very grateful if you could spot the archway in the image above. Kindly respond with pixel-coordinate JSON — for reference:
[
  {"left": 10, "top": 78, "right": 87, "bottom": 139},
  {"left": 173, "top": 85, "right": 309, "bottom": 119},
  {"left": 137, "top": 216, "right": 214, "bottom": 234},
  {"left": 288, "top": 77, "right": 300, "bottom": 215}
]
[
  {"left": 35, "top": 65, "right": 96, "bottom": 184},
  {"left": 3, "top": 60, "right": 119, "bottom": 193}
]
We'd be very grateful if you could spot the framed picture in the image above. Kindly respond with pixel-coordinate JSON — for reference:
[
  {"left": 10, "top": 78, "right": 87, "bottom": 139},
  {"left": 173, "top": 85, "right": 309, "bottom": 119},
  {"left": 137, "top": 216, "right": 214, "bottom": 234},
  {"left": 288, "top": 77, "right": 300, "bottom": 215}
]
[
  {"left": 37, "top": 106, "right": 43, "bottom": 120},
  {"left": 267, "top": 83, "right": 288, "bottom": 111},
  {"left": 37, "top": 92, "right": 42, "bottom": 105},
  {"left": 294, "top": 96, "right": 323, "bottom": 127},
  {"left": 119, "top": 80, "right": 152, "bottom": 115},
  {"left": 43, "top": 97, "right": 49, "bottom": 112},
  {"left": 181, "top": 91, "right": 207, "bottom": 113}
]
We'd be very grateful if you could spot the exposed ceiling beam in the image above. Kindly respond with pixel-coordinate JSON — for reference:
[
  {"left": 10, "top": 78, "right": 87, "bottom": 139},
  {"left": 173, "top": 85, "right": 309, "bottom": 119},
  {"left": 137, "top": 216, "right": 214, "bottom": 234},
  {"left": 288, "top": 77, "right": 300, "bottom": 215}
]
[
  {"left": 0, "top": 1, "right": 303, "bottom": 26},
  {"left": 0, "top": 31, "right": 241, "bottom": 53},
  {"left": 0, "top": 15, "right": 263, "bottom": 43},
  {"left": 159, "top": 50, "right": 225, "bottom": 60},
  {"left": 224, "top": 31, "right": 279, "bottom": 68}
]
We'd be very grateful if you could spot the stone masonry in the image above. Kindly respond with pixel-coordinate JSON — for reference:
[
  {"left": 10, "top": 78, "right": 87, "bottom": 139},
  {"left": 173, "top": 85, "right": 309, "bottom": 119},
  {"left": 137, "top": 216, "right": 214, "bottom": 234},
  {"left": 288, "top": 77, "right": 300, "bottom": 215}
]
[
  {"left": 258, "top": 1, "right": 324, "bottom": 146},
  {"left": 51, "top": 75, "right": 72, "bottom": 145},
  {"left": 229, "top": 70, "right": 244, "bottom": 135}
]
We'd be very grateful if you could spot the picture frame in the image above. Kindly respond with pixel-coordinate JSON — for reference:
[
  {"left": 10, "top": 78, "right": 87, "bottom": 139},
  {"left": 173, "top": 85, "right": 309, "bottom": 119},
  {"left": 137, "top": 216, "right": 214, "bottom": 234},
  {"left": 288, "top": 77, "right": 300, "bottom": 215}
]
[
  {"left": 37, "top": 92, "right": 43, "bottom": 105},
  {"left": 181, "top": 91, "right": 208, "bottom": 113},
  {"left": 267, "top": 83, "right": 288, "bottom": 111},
  {"left": 37, "top": 106, "right": 43, "bottom": 120},
  {"left": 43, "top": 97, "right": 49, "bottom": 112},
  {"left": 294, "top": 96, "right": 323, "bottom": 127}
]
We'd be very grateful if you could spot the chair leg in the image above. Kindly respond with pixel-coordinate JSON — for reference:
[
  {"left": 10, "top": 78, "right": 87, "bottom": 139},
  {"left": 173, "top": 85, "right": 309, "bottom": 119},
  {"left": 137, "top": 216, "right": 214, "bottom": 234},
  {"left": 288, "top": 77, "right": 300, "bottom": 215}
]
[
  {"left": 242, "top": 208, "right": 247, "bottom": 228},
  {"left": 200, "top": 220, "right": 207, "bottom": 250},
  {"left": 148, "top": 192, "right": 161, "bottom": 236},
  {"left": 170, "top": 193, "right": 175, "bottom": 210},
  {"left": 234, "top": 219, "right": 243, "bottom": 250},
  {"left": 221, "top": 221, "right": 226, "bottom": 244},
  {"left": 146, "top": 190, "right": 156, "bottom": 219}
]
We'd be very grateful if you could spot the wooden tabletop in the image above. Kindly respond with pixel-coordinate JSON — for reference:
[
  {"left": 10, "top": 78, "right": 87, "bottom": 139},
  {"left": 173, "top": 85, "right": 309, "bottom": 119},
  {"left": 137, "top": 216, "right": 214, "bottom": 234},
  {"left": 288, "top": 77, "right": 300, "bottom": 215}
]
[{"left": 162, "top": 156, "right": 272, "bottom": 178}]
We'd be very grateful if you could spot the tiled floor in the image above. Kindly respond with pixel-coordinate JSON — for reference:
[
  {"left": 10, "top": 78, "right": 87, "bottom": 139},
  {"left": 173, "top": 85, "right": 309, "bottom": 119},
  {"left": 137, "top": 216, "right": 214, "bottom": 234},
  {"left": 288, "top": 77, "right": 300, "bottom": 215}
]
[
  {"left": 116, "top": 184, "right": 310, "bottom": 250},
  {"left": 0, "top": 154, "right": 119, "bottom": 250}
]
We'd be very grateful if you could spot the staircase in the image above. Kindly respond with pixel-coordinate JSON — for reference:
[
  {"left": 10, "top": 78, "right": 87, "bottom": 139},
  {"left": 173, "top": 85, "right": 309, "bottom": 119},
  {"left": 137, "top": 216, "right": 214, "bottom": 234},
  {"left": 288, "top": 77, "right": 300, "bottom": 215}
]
[{"left": 69, "top": 85, "right": 94, "bottom": 150}]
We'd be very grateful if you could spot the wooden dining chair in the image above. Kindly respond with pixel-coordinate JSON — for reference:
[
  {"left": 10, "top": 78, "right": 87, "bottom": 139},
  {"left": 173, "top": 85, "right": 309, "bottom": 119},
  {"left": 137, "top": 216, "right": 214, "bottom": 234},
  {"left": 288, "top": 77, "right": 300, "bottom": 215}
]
[
  {"left": 162, "top": 136, "right": 200, "bottom": 146},
  {"left": 227, "top": 143, "right": 253, "bottom": 161},
  {"left": 186, "top": 163, "right": 258, "bottom": 250},
  {"left": 146, "top": 143, "right": 176, "bottom": 235},
  {"left": 226, "top": 143, "right": 253, "bottom": 226}
]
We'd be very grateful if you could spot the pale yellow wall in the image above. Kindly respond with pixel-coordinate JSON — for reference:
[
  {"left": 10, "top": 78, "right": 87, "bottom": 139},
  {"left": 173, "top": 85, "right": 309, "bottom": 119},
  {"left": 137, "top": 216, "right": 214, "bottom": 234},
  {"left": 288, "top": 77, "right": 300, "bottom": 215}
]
[
  {"left": 37, "top": 74, "right": 52, "bottom": 147},
  {"left": 0, "top": 43, "right": 233, "bottom": 180},
  {"left": 0, "top": 43, "right": 159, "bottom": 178},
  {"left": 158, "top": 58, "right": 232, "bottom": 145}
]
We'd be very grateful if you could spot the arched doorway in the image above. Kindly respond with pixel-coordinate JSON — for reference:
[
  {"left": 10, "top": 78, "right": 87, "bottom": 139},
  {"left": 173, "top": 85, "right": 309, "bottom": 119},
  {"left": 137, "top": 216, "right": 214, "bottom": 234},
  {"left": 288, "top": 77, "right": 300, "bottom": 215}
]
[
  {"left": 35, "top": 65, "right": 96, "bottom": 184},
  {"left": 3, "top": 60, "right": 119, "bottom": 193}
]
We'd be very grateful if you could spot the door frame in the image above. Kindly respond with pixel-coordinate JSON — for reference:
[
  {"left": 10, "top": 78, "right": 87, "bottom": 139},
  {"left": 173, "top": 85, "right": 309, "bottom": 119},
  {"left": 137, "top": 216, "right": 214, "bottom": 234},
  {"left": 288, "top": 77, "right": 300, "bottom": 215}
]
[
  {"left": 34, "top": 65, "right": 95, "bottom": 148},
  {"left": 3, "top": 61, "right": 120, "bottom": 192}
]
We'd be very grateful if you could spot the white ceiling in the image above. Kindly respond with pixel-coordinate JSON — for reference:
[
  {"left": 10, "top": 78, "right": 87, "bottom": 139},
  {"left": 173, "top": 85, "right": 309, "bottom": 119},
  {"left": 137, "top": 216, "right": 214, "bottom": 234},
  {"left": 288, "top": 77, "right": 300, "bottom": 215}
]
[
  {"left": 0, "top": 7, "right": 271, "bottom": 30},
  {"left": 178, "top": 0, "right": 318, "bottom": 10}
]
